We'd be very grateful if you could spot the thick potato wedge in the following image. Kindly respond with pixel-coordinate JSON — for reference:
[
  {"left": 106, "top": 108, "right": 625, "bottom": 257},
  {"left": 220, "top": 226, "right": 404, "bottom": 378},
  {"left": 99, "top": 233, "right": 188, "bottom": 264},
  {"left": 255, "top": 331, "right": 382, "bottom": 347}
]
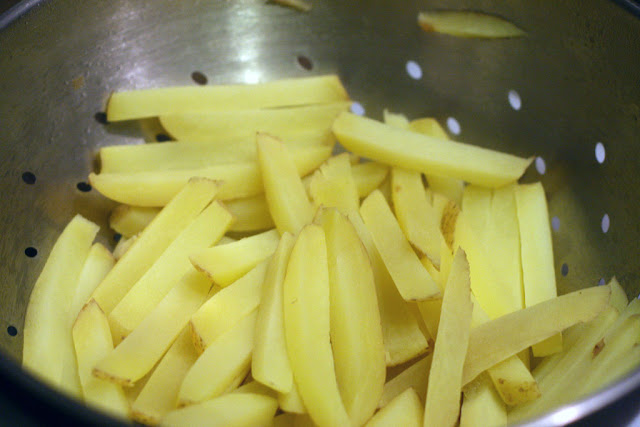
[
  {"left": 159, "top": 102, "right": 349, "bottom": 142},
  {"left": 360, "top": 190, "right": 440, "bottom": 301},
  {"left": 109, "top": 201, "right": 233, "bottom": 342},
  {"left": 379, "top": 355, "right": 432, "bottom": 408},
  {"left": 258, "top": 133, "right": 315, "bottom": 235},
  {"left": 333, "top": 112, "right": 533, "bottom": 188},
  {"left": 162, "top": 392, "right": 278, "bottom": 427},
  {"left": 91, "top": 178, "right": 219, "bottom": 313},
  {"left": 107, "top": 75, "right": 349, "bottom": 121},
  {"left": 178, "top": 311, "right": 257, "bottom": 405},
  {"left": 23, "top": 215, "right": 99, "bottom": 395},
  {"left": 319, "top": 208, "right": 386, "bottom": 425},
  {"left": 226, "top": 195, "right": 275, "bottom": 232},
  {"left": 90, "top": 145, "right": 331, "bottom": 207},
  {"left": 460, "top": 373, "right": 506, "bottom": 427},
  {"left": 93, "top": 270, "right": 212, "bottom": 387},
  {"left": 109, "top": 205, "right": 159, "bottom": 238},
  {"left": 424, "top": 249, "right": 473, "bottom": 427},
  {"left": 190, "top": 229, "right": 279, "bottom": 287},
  {"left": 309, "top": 154, "right": 360, "bottom": 214},
  {"left": 348, "top": 211, "right": 429, "bottom": 366},
  {"left": 252, "top": 233, "right": 296, "bottom": 394},
  {"left": 190, "top": 261, "right": 268, "bottom": 353},
  {"left": 366, "top": 388, "right": 423, "bottom": 427},
  {"left": 72, "top": 300, "right": 129, "bottom": 419},
  {"left": 418, "top": 11, "right": 526, "bottom": 38},
  {"left": 283, "top": 225, "right": 351, "bottom": 427},
  {"left": 463, "top": 285, "right": 611, "bottom": 385}
]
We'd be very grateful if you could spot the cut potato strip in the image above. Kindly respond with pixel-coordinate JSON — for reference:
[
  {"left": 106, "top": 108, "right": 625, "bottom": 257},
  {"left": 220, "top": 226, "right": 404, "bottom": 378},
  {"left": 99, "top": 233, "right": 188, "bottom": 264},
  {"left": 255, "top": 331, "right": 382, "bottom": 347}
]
[
  {"left": 107, "top": 75, "right": 349, "bottom": 121},
  {"left": 159, "top": 102, "right": 349, "bottom": 142},
  {"left": 283, "top": 225, "right": 351, "bottom": 427},
  {"left": 226, "top": 195, "right": 275, "bottom": 232},
  {"left": 320, "top": 208, "right": 386, "bottom": 426},
  {"left": 418, "top": 11, "right": 526, "bottom": 38},
  {"left": 92, "top": 179, "right": 219, "bottom": 312},
  {"left": 90, "top": 145, "right": 332, "bottom": 207},
  {"left": 333, "top": 112, "right": 533, "bottom": 188},
  {"left": 162, "top": 392, "right": 278, "bottom": 427},
  {"left": 515, "top": 182, "right": 562, "bottom": 356},
  {"left": 367, "top": 388, "right": 423, "bottom": 427},
  {"left": 132, "top": 328, "right": 198, "bottom": 426},
  {"left": 348, "top": 211, "right": 429, "bottom": 366},
  {"left": 309, "top": 154, "right": 360, "bottom": 214},
  {"left": 70, "top": 243, "right": 115, "bottom": 324},
  {"left": 460, "top": 373, "right": 506, "bottom": 427},
  {"left": 278, "top": 380, "right": 307, "bottom": 414},
  {"left": 109, "top": 205, "right": 159, "bottom": 238},
  {"left": 463, "top": 285, "right": 611, "bottom": 385},
  {"left": 93, "top": 270, "right": 211, "bottom": 387},
  {"left": 258, "top": 133, "right": 315, "bottom": 235},
  {"left": 178, "top": 312, "right": 256, "bottom": 405},
  {"left": 352, "top": 162, "right": 390, "bottom": 198},
  {"left": 190, "top": 229, "right": 279, "bottom": 287},
  {"left": 360, "top": 190, "right": 441, "bottom": 301},
  {"left": 233, "top": 380, "right": 277, "bottom": 397},
  {"left": 23, "top": 215, "right": 99, "bottom": 394},
  {"left": 383, "top": 109, "right": 410, "bottom": 129},
  {"left": 252, "top": 233, "right": 296, "bottom": 394},
  {"left": 608, "top": 277, "right": 629, "bottom": 313},
  {"left": 109, "top": 201, "right": 233, "bottom": 342},
  {"left": 424, "top": 249, "right": 473, "bottom": 427},
  {"left": 379, "top": 355, "right": 432, "bottom": 408},
  {"left": 72, "top": 300, "right": 130, "bottom": 419},
  {"left": 190, "top": 261, "right": 269, "bottom": 353}
]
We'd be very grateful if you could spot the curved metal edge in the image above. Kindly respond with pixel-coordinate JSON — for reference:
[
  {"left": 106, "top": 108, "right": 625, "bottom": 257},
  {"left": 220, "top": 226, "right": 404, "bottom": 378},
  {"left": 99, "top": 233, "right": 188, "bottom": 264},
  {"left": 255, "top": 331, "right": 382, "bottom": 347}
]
[
  {"left": 0, "top": 351, "right": 126, "bottom": 426},
  {"left": 518, "top": 365, "right": 640, "bottom": 426},
  {"left": 612, "top": 0, "right": 640, "bottom": 17},
  {"left": 0, "top": 0, "right": 46, "bottom": 31}
]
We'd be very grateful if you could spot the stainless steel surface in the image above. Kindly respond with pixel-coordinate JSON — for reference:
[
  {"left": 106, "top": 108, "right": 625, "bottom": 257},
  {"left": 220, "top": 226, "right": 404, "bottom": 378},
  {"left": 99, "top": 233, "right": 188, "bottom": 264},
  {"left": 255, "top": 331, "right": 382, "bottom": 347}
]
[{"left": 1, "top": 0, "right": 639, "bottom": 424}]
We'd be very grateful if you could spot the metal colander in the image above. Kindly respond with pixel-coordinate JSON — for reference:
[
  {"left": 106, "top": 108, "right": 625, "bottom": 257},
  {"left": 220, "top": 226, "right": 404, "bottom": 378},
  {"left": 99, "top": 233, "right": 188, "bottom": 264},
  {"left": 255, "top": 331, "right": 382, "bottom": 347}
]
[{"left": 1, "top": 0, "right": 640, "bottom": 425}]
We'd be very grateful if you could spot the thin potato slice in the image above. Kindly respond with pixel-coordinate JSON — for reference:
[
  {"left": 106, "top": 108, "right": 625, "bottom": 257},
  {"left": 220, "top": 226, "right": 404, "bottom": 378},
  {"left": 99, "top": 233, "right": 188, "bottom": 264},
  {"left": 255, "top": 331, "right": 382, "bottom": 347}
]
[
  {"left": 515, "top": 182, "right": 562, "bottom": 356},
  {"left": 107, "top": 75, "right": 349, "bottom": 121},
  {"left": 283, "top": 225, "right": 351, "bottom": 427},
  {"left": 352, "top": 162, "right": 390, "bottom": 198},
  {"left": 383, "top": 109, "right": 410, "bottom": 129},
  {"left": 360, "top": 190, "right": 441, "bottom": 301},
  {"left": 131, "top": 328, "right": 198, "bottom": 426},
  {"left": 109, "top": 205, "right": 159, "bottom": 238},
  {"left": 190, "top": 261, "right": 268, "bottom": 353},
  {"left": 190, "top": 229, "right": 279, "bottom": 287},
  {"left": 162, "top": 392, "right": 278, "bottom": 427},
  {"left": 109, "top": 201, "right": 233, "bottom": 341},
  {"left": 278, "top": 380, "right": 307, "bottom": 414},
  {"left": 333, "top": 112, "right": 533, "bottom": 188},
  {"left": 69, "top": 243, "right": 115, "bottom": 325},
  {"left": 463, "top": 285, "right": 611, "bottom": 385},
  {"left": 90, "top": 145, "right": 332, "bottom": 207},
  {"left": 113, "top": 235, "right": 136, "bottom": 261},
  {"left": 91, "top": 178, "right": 219, "bottom": 313},
  {"left": 608, "top": 277, "right": 629, "bottom": 313},
  {"left": 226, "top": 195, "right": 275, "bottom": 232},
  {"left": 459, "top": 373, "right": 506, "bottom": 427},
  {"left": 158, "top": 102, "right": 349, "bottom": 142},
  {"left": 23, "top": 215, "right": 99, "bottom": 395},
  {"left": 418, "top": 11, "right": 526, "bottom": 38},
  {"left": 424, "top": 249, "right": 473, "bottom": 427},
  {"left": 320, "top": 208, "right": 386, "bottom": 426},
  {"left": 348, "top": 211, "right": 429, "bottom": 366},
  {"left": 366, "top": 388, "right": 423, "bottom": 427},
  {"left": 233, "top": 380, "right": 277, "bottom": 397},
  {"left": 379, "top": 355, "right": 432, "bottom": 408},
  {"left": 309, "top": 153, "right": 360, "bottom": 214},
  {"left": 252, "top": 233, "right": 296, "bottom": 394},
  {"left": 178, "top": 312, "right": 257, "bottom": 405},
  {"left": 93, "top": 270, "right": 212, "bottom": 387},
  {"left": 258, "top": 133, "right": 314, "bottom": 235}
]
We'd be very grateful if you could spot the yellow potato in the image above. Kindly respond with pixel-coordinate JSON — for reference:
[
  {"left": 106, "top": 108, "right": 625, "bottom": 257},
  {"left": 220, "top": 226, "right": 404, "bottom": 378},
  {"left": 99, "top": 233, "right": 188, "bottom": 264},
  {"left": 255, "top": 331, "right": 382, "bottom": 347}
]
[
  {"left": 91, "top": 178, "right": 219, "bottom": 313},
  {"left": 351, "top": 162, "right": 390, "bottom": 199},
  {"left": 107, "top": 74, "right": 349, "bottom": 121},
  {"left": 309, "top": 153, "right": 359, "bottom": 214},
  {"left": 418, "top": 11, "right": 526, "bottom": 38},
  {"left": 113, "top": 235, "right": 137, "bottom": 260},
  {"left": 607, "top": 276, "right": 629, "bottom": 314},
  {"left": 190, "top": 229, "right": 279, "bottom": 287},
  {"left": 23, "top": 215, "right": 100, "bottom": 396},
  {"left": 252, "top": 233, "right": 296, "bottom": 394},
  {"left": 333, "top": 112, "right": 533, "bottom": 188},
  {"left": 159, "top": 102, "right": 349, "bottom": 142},
  {"left": 348, "top": 211, "right": 429, "bottom": 366},
  {"left": 278, "top": 380, "right": 307, "bottom": 414},
  {"left": 366, "top": 388, "right": 423, "bottom": 427},
  {"left": 283, "top": 225, "right": 351, "bottom": 427},
  {"left": 109, "top": 205, "right": 159, "bottom": 238},
  {"left": 360, "top": 190, "right": 440, "bottom": 301},
  {"left": 226, "top": 195, "right": 275, "bottom": 232},
  {"left": 258, "top": 133, "right": 314, "bottom": 235},
  {"left": 379, "top": 355, "right": 432, "bottom": 408},
  {"left": 233, "top": 380, "right": 277, "bottom": 398},
  {"left": 459, "top": 373, "right": 506, "bottom": 427},
  {"left": 109, "top": 201, "right": 233, "bottom": 342},
  {"left": 190, "top": 261, "right": 268, "bottom": 353},
  {"left": 424, "top": 249, "right": 473, "bottom": 427},
  {"left": 93, "top": 270, "right": 212, "bottom": 387},
  {"left": 319, "top": 208, "right": 386, "bottom": 426}
]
